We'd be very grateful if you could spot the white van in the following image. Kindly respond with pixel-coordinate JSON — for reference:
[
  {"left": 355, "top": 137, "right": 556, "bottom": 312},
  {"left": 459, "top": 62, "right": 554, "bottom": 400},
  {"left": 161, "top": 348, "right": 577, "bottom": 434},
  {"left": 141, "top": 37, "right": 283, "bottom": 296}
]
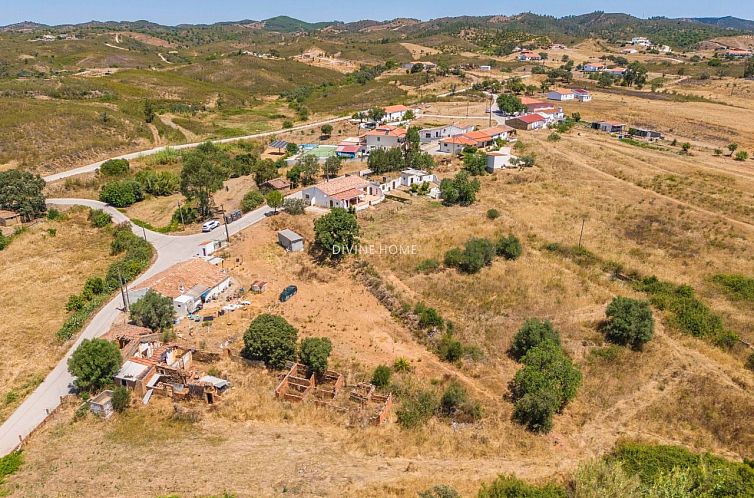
[{"left": 202, "top": 220, "right": 220, "bottom": 232}]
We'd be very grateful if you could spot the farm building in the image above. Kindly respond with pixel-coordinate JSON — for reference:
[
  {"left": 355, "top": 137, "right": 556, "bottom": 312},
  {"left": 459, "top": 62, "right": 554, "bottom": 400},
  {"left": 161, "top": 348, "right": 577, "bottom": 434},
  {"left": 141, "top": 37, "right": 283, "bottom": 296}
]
[
  {"left": 278, "top": 229, "right": 304, "bottom": 252},
  {"left": 582, "top": 62, "right": 605, "bottom": 73},
  {"left": 89, "top": 390, "right": 114, "bottom": 418},
  {"left": 419, "top": 123, "right": 473, "bottom": 143},
  {"left": 486, "top": 148, "right": 515, "bottom": 172},
  {"left": 506, "top": 114, "right": 547, "bottom": 131},
  {"left": 547, "top": 88, "right": 575, "bottom": 101},
  {"left": 439, "top": 135, "right": 477, "bottom": 154},
  {"left": 262, "top": 178, "right": 291, "bottom": 192},
  {"left": 400, "top": 169, "right": 437, "bottom": 187},
  {"left": 629, "top": 127, "right": 663, "bottom": 140},
  {"left": 593, "top": 121, "right": 627, "bottom": 134},
  {"left": 363, "top": 125, "right": 407, "bottom": 150},
  {"left": 573, "top": 88, "right": 592, "bottom": 102}
]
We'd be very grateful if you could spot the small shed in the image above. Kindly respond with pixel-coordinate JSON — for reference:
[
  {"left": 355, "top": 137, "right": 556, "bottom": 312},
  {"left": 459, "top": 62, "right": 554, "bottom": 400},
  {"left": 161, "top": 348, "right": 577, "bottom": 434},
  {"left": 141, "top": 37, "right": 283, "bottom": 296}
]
[
  {"left": 89, "top": 390, "right": 114, "bottom": 418},
  {"left": 262, "top": 178, "right": 291, "bottom": 192},
  {"left": 251, "top": 280, "right": 268, "bottom": 293},
  {"left": 278, "top": 229, "right": 304, "bottom": 252},
  {"left": 0, "top": 210, "right": 21, "bottom": 227}
]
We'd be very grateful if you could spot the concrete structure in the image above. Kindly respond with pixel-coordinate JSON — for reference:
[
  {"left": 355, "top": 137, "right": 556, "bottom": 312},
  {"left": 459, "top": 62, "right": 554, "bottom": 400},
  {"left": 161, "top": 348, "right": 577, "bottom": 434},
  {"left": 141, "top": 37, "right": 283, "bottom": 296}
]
[
  {"left": 479, "top": 65, "right": 492, "bottom": 71},
  {"left": 517, "top": 51, "right": 542, "bottom": 61},
  {"left": 605, "top": 67, "right": 626, "bottom": 76},
  {"left": 400, "top": 169, "right": 437, "bottom": 187},
  {"left": 629, "top": 127, "right": 663, "bottom": 140},
  {"left": 582, "top": 62, "right": 605, "bottom": 73},
  {"left": 278, "top": 229, "right": 304, "bottom": 252},
  {"left": 631, "top": 37, "right": 652, "bottom": 47},
  {"left": 486, "top": 148, "right": 515, "bottom": 172},
  {"left": 439, "top": 135, "right": 477, "bottom": 154},
  {"left": 128, "top": 259, "right": 232, "bottom": 317},
  {"left": 573, "top": 88, "right": 592, "bottom": 102},
  {"left": 89, "top": 390, "right": 114, "bottom": 418},
  {"left": 382, "top": 104, "right": 411, "bottom": 123},
  {"left": 593, "top": 121, "right": 627, "bottom": 134},
  {"left": 302, "top": 175, "right": 384, "bottom": 211},
  {"left": 363, "top": 125, "right": 407, "bottom": 150},
  {"left": 0, "top": 210, "right": 21, "bottom": 227},
  {"left": 724, "top": 49, "right": 753, "bottom": 58},
  {"left": 507, "top": 114, "right": 547, "bottom": 131}
]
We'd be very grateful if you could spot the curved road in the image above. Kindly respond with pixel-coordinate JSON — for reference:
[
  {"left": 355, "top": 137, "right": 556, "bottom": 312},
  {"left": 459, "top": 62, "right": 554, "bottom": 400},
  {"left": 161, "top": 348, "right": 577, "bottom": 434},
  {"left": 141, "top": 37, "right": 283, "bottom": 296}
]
[{"left": 0, "top": 196, "right": 289, "bottom": 456}]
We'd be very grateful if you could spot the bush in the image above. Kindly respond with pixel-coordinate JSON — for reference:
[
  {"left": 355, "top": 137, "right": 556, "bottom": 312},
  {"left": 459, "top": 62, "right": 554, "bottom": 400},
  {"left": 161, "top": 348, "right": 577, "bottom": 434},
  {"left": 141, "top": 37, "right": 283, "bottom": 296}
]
[
  {"left": 746, "top": 352, "right": 754, "bottom": 372},
  {"left": 439, "top": 171, "right": 481, "bottom": 206},
  {"left": 734, "top": 151, "right": 749, "bottom": 161},
  {"left": 282, "top": 120, "right": 294, "bottom": 129},
  {"left": 242, "top": 314, "right": 298, "bottom": 369},
  {"left": 458, "top": 238, "right": 496, "bottom": 274},
  {"left": 0, "top": 169, "right": 47, "bottom": 221},
  {"left": 416, "top": 258, "right": 440, "bottom": 274},
  {"left": 100, "top": 180, "right": 144, "bottom": 207},
  {"left": 396, "top": 389, "right": 437, "bottom": 429},
  {"left": 513, "top": 390, "right": 559, "bottom": 433},
  {"left": 111, "top": 386, "right": 130, "bottom": 413},
  {"left": 130, "top": 290, "right": 176, "bottom": 332},
  {"left": 510, "top": 319, "right": 560, "bottom": 360},
  {"left": 46, "top": 208, "right": 65, "bottom": 221},
  {"left": 414, "top": 303, "right": 444, "bottom": 330},
  {"left": 478, "top": 474, "right": 567, "bottom": 498},
  {"left": 603, "top": 297, "right": 654, "bottom": 350},
  {"left": 298, "top": 337, "right": 332, "bottom": 375},
  {"left": 547, "top": 132, "right": 561, "bottom": 142},
  {"left": 496, "top": 233, "right": 522, "bottom": 260},
  {"left": 283, "top": 198, "right": 307, "bottom": 215},
  {"left": 99, "top": 159, "right": 130, "bottom": 177},
  {"left": 572, "top": 459, "right": 641, "bottom": 498},
  {"left": 241, "top": 190, "right": 265, "bottom": 213},
  {"left": 67, "top": 339, "right": 122, "bottom": 392},
  {"left": 418, "top": 485, "right": 460, "bottom": 498},
  {"left": 371, "top": 364, "right": 392, "bottom": 388},
  {"left": 88, "top": 209, "right": 112, "bottom": 228},
  {"left": 438, "top": 332, "right": 463, "bottom": 362},
  {"left": 712, "top": 273, "right": 754, "bottom": 302},
  {"left": 443, "top": 248, "right": 464, "bottom": 268},
  {"left": 172, "top": 205, "right": 198, "bottom": 225},
  {"left": 486, "top": 208, "right": 500, "bottom": 220},
  {"left": 393, "top": 357, "right": 412, "bottom": 372},
  {"left": 135, "top": 169, "right": 180, "bottom": 196},
  {"left": 439, "top": 382, "right": 481, "bottom": 421},
  {"left": 0, "top": 451, "right": 24, "bottom": 485}
]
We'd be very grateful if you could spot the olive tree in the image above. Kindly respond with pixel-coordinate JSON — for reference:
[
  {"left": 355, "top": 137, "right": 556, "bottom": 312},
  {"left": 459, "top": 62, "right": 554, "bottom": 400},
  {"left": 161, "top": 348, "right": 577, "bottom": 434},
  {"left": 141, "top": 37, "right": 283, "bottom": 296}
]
[
  {"left": 242, "top": 314, "right": 298, "bottom": 369},
  {"left": 298, "top": 337, "right": 333, "bottom": 375},
  {"left": 129, "top": 290, "right": 176, "bottom": 332},
  {"left": 603, "top": 297, "right": 654, "bottom": 350},
  {"left": 68, "top": 338, "right": 122, "bottom": 392}
]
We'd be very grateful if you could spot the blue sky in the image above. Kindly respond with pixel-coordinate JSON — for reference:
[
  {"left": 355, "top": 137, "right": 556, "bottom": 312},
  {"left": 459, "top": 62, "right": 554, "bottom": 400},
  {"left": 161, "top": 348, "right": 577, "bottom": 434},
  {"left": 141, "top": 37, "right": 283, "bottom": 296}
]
[{"left": 2, "top": 0, "right": 753, "bottom": 26}]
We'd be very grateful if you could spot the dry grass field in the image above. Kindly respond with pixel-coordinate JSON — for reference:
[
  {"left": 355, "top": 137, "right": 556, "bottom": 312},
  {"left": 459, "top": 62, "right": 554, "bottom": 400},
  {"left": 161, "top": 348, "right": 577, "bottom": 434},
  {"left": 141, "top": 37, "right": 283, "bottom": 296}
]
[{"left": 0, "top": 208, "right": 116, "bottom": 423}]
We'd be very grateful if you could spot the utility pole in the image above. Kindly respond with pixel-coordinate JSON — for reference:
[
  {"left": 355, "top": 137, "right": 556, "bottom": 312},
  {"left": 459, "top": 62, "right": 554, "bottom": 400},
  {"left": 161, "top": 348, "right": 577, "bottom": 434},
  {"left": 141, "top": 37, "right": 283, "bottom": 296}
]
[
  {"left": 578, "top": 218, "right": 586, "bottom": 249},
  {"left": 489, "top": 93, "right": 494, "bottom": 127},
  {"left": 177, "top": 200, "right": 185, "bottom": 227},
  {"left": 221, "top": 203, "right": 230, "bottom": 243},
  {"left": 142, "top": 225, "right": 147, "bottom": 241}
]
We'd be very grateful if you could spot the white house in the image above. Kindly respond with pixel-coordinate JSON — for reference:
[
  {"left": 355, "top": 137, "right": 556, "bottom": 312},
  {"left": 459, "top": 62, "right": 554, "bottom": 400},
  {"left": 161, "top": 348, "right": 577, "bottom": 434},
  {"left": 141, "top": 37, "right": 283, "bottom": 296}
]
[
  {"left": 517, "top": 51, "right": 542, "bottom": 61},
  {"left": 631, "top": 37, "right": 652, "bottom": 47},
  {"left": 419, "top": 123, "right": 474, "bottom": 143},
  {"left": 582, "top": 62, "right": 605, "bottom": 73},
  {"left": 533, "top": 107, "right": 565, "bottom": 125},
  {"left": 364, "top": 125, "right": 407, "bottom": 150},
  {"left": 486, "top": 148, "right": 515, "bottom": 173},
  {"left": 573, "top": 88, "right": 592, "bottom": 102},
  {"left": 547, "top": 88, "right": 575, "bottom": 101},
  {"left": 479, "top": 65, "right": 492, "bottom": 71},
  {"left": 439, "top": 135, "right": 477, "bottom": 154},
  {"left": 302, "top": 175, "right": 384, "bottom": 211},
  {"left": 606, "top": 67, "right": 626, "bottom": 76},
  {"left": 383, "top": 105, "right": 412, "bottom": 123},
  {"left": 128, "top": 259, "right": 232, "bottom": 317},
  {"left": 400, "top": 169, "right": 437, "bottom": 187}
]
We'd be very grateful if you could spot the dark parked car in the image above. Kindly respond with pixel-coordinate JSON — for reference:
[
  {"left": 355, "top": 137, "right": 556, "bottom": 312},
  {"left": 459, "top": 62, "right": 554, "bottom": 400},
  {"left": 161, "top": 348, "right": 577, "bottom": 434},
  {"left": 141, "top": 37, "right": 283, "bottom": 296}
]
[
  {"left": 224, "top": 209, "right": 242, "bottom": 223},
  {"left": 279, "top": 285, "right": 298, "bottom": 302}
]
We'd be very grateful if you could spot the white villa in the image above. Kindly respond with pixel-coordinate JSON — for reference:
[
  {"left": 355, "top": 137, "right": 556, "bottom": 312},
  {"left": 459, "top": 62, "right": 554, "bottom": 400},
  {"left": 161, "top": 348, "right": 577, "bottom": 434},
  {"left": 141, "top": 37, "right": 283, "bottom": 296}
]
[{"left": 302, "top": 175, "right": 384, "bottom": 211}]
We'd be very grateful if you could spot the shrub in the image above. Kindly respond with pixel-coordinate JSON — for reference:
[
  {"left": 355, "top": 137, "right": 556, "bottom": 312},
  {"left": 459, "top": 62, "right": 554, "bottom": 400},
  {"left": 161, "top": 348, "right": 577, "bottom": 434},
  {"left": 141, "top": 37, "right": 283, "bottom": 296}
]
[
  {"left": 486, "top": 208, "right": 500, "bottom": 220},
  {"left": 88, "top": 209, "right": 112, "bottom": 228},
  {"left": 478, "top": 474, "right": 567, "bottom": 498},
  {"left": 172, "top": 205, "right": 198, "bottom": 225},
  {"left": 496, "top": 233, "right": 522, "bottom": 260},
  {"left": 298, "top": 337, "right": 332, "bottom": 375},
  {"left": 414, "top": 302, "right": 444, "bottom": 330},
  {"left": 314, "top": 208, "right": 359, "bottom": 259},
  {"left": 443, "top": 247, "right": 464, "bottom": 268},
  {"left": 371, "top": 364, "right": 392, "bottom": 388},
  {"left": 603, "top": 297, "right": 654, "bottom": 349},
  {"left": 0, "top": 169, "right": 47, "bottom": 221},
  {"left": 734, "top": 151, "right": 749, "bottom": 161},
  {"left": 283, "top": 198, "right": 306, "bottom": 215},
  {"left": 393, "top": 357, "right": 412, "bottom": 372},
  {"left": 67, "top": 338, "right": 122, "bottom": 392},
  {"left": 513, "top": 389, "right": 558, "bottom": 433},
  {"left": 241, "top": 190, "right": 265, "bottom": 213},
  {"left": 135, "top": 169, "right": 180, "bottom": 196},
  {"left": 510, "top": 319, "right": 560, "bottom": 360},
  {"left": 746, "top": 352, "right": 754, "bottom": 372},
  {"left": 111, "top": 386, "right": 130, "bottom": 413},
  {"left": 572, "top": 459, "right": 641, "bottom": 498},
  {"left": 46, "top": 208, "right": 65, "bottom": 221},
  {"left": 99, "top": 180, "right": 144, "bottom": 207},
  {"left": 439, "top": 171, "right": 481, "bottom": 206},
  {"left": 418, "top": 485, "right": 460, "bottom": 498},
  {"left": 396, "top": 389, "right": 437, "bottom": 429},
  {"left": 0, "top": 451, "right": 24, "bottom": 485},
  {"left": 547, "top": 132, "right": 561, "bottom": 142},
  {"left": 99, "top": 159, "right": 130, "bottom": 177},
  {"left": 282, "top": 120, "right": 294, "bottom": 129},
  {"left": 242, "top": 314, "right": 298, "bottom": 369},
  {"left": 416, "top": 258, "right": 440, "bottom": 274},
  {"left": 130, "top": 290, "right": 176, "bottom": 332},
  {"left": 712, "top": 273, "right": 754, "bottom": 302},
  {"left": 438, "top": 332, "right": 464, "bottom": 362},
  {"left": 439, "top": 382, "right": 481, "bottom": 421}
]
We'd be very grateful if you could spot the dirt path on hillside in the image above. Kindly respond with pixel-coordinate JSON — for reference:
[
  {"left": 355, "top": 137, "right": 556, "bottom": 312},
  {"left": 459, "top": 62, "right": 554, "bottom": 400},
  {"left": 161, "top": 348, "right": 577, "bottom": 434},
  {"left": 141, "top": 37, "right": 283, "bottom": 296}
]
[
  {"left": 147, "top": 123, "right": 161, "bottom": 145},
  {"left": 159, "top": 114, "right": 196, "bottom": 141}
]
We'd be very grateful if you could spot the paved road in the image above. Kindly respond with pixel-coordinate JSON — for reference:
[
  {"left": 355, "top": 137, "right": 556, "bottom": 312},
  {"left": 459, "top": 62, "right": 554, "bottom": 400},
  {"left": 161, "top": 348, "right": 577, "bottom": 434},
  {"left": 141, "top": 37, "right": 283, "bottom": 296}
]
[
  {"left": 0, "top": 195, "right": 294, "bottom": 456},
  {"left": 43, "top": 116, "right": 350, "bottom": 183}
]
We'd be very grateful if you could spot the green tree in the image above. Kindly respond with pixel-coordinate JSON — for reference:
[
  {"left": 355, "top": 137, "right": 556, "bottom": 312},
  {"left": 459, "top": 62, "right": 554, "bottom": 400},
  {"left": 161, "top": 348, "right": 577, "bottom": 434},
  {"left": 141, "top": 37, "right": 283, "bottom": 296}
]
[
  {"left": 99, "top": 180, "right": 144, "bottom": 208},
  {"left": 129, "top": 290, "right": 176, "bottom": 332},
  {"left": 143, "top": 100, "right": 156, "bottom": 123},
  {"left": 320, "top": 124, "right": 333, "bottom": 137},
  {"left": 478, "top": 474, "right": 567, "bottom": 498},
  {"left": 603, "top": 297, "right": 654, "bottom": 350},
  {"left": 323, "top": 155, "right": 342, "bottom": 180},
  {"left": 371, "top": 364, "right": 392, "bottom": 387},
  {"left": 368, "top": 107, "right": 386, "bottom": 122},
  {"left": 418, "top": 485, "right": 460, "bottom": 498},
  {"left": 67, "top": 338, "right": 122, "bottom": 392},
  {"left": 496, "top": 94, "right": 526, "bottom": 115},
  {"left": 727, "top": 143, "right": 739, "bottom": 156},
  {"left": 313, "top": 208, "right": 359, "bottom": 259},
  {"left": 511, "top": 155, "right": 536, "bottom": 169},
  {"left": 111, "top": 386, "right": 130, "bottom": 413},
  {"left": 0, "top": 169, "right": 47, "bottom": 221},
  {"left": 623, "top": 61, "right": 648, "bottom": 88},
  {"left": 510, "top": 319, "right": 560, "bottom": 360},
  {"left": 439, "top": 171, "right": 480, "bottom": 206},
  {"left": 241, "top": 190, "right": 265, "bottom": 212},
  {"left": 298, "top": 337, "right": 333, "bottom": 376},
  {"left": 99, "top": 159, "right": 130, "bottom": 177},
  {"left": 253, "top": 159, "right": 279, "bottom": 187},
  {"left": 403, "top": 109, "right": 416, "bottom": 120},
  {"left": 180, "top": 144, "right": 228, "bottom": 218},
  {"left": 242, "top": 314, "right": 298, "bottom": 369},
  {"left": 265, "top": 190, "right": 284, "bottom": 213},
  {"left": 597, "top": 72, "right": 614, "bottom": 88},
  {"left": 285, "top": 142, "right": 299, "bottom": 155},
  {"left": 296, "top": 154, "right": 321, "bottom": 186},
  {"left": 463, "top": 149, "right": 488, "bottom": 176},
  {"left": 457, "top": 238, "right": 496, "bottom": 274}
]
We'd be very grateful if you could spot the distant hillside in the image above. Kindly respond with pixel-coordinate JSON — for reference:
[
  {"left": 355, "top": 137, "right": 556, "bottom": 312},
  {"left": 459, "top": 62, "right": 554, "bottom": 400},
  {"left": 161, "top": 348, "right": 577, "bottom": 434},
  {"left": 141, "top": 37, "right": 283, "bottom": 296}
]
[
  {"left": 262, "top": 15, "right": 337, "bottom": 32},
  {"left": 691, "top": 16, "right": 754, "bottom": 31}
]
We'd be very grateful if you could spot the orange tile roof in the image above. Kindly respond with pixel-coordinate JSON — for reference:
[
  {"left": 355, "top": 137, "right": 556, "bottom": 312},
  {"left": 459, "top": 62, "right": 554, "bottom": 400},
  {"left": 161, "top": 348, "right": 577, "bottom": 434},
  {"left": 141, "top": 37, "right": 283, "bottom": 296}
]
[
  {"left": 383, "top": 105, "right": 410, "bottom": 114},
  {"left": 331, "top": 188, "right": 366, "bottom": 201},
  {"left": 480, "top": 125, "right": 514, "bottom": 135},
  {"left": 133, "top": 259, "right": 229, "bottom": 299},
  {"left": 364, "top": 125, "right": 407, "bottom": 138},
  {"left": 465, "top": 130, "right": 492, "bottom": 141},
  {"left": 313, "top": 175, "right": 369, "bottom": 196},
  {"left": 520, "top": 96, "right": 547, "bottom": 105},
  {"left": 440, "top": 135, "right": 476, "bottom": 145}
]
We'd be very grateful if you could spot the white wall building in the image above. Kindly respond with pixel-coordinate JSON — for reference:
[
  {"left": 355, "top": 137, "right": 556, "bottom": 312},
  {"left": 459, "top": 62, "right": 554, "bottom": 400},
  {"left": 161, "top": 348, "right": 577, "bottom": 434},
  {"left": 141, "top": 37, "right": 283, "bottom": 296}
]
[
  {"left": 364, "top": 125, "right": 407, "bottom": 150},
  {"left": 486, "top": 148, "right": 515, "bottom": 173},
  {"left": 302, "top": 175, "right": 385, "bottom": 211}
]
